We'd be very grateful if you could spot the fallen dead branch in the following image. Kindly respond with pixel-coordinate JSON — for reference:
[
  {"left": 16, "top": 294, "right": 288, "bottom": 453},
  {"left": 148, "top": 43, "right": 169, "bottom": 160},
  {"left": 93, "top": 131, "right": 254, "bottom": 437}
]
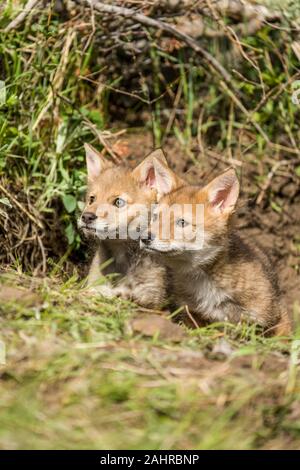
[
  {"left": 75, "top": 0, "right": 233, "bottom": 88},
  {"left": 4, "top": 0, "right": 41, "bottom": 32},
  {"left": 75, "top": 1, "right": 298, "bottom": 157}
]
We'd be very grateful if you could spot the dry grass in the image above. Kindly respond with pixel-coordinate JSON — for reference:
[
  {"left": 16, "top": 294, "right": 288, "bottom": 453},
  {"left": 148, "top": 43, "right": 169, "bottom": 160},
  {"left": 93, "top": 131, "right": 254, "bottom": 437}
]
[{"left": 0, "top": 271, "right": 300, "bottom": 450}]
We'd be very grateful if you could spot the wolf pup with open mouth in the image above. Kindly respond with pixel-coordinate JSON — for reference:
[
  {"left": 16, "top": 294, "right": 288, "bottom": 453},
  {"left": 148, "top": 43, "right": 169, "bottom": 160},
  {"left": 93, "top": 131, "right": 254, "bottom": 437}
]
[
  {"left": 78, "top": 145, "right": 176, "bottom": 309},
  {"left": 140, "top": 159, "right": 291, "bottom": 336}
]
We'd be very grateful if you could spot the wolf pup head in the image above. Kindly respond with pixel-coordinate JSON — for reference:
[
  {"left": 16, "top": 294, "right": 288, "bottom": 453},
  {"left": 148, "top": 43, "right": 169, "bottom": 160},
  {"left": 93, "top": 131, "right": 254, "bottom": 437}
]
[
  {"left": 140, "top": 161, "right": 239, "bottom": 263},
  {"left": 78, "top": 145, "right": 170, "bottom": 241}
]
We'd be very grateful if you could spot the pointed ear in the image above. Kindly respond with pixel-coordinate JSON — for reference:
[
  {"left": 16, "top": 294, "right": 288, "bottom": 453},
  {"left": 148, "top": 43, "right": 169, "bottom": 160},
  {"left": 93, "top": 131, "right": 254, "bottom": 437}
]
[
  {"left": 132, "top": 148, "right": 168, "bottom": 190},
  {"left": 84, "top": 143, "right": 112, "bottom": 180},
  {"left": 152, "top": 157, "right": 182, "bottom": 197},
  {"left": 132, "top": 148, "right": 185, "bottom": 197},
  {"left": 148, "top": 148, "right": 168, "bottom": 165},
  {"left": 205, "top": 169, "right": 239, "bottom": 215}
]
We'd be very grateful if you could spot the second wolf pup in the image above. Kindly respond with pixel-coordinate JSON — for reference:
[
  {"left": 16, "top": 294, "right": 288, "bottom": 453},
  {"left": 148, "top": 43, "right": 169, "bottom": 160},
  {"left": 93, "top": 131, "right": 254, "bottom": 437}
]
[{"left": 140, "top": 160, "right": 291, "bottom": 336}]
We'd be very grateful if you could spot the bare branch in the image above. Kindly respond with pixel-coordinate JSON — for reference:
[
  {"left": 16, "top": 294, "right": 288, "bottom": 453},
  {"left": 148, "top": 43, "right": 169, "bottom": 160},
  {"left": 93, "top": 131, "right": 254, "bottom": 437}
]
[
  {"left": 4, "top": 0, "right": 41, "bottom": 32},
  {"left": 75, "top": 0, "right": 233, "bottom": 88}
]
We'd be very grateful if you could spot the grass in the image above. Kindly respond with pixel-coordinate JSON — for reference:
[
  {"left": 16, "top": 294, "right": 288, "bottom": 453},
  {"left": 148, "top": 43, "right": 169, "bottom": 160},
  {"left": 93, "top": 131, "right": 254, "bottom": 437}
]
[
  {"left": 1, "top": 271, "right": 300, "bottom": 450},
  {"left": 1, "top": 1, "right": 300, "bottom": 269}
]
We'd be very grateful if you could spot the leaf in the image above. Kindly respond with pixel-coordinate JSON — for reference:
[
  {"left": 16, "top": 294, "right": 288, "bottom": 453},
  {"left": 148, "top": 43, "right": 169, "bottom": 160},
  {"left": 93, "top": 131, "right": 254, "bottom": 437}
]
[
  {"left": 62, "top": 194, "right": 77, "bottom": 213},
  {"left": 6, "top": 94, "right": 18, "bottom": 106},
  {"left": 0, "top": 197, "right": 12, "bottom": 208},
  {"left": 56, "top": 120, "right": 68, "bottom": 154},
  {"left": 88, "top": 109, "right": 104, "bottom": 127},
  {"left": 271, "top": 201, "right": 282, "bottom": 213},
  {"left": 65, "top": 222, "right": 75, "bottom": 245},
  {"left": 77, "top": 201, "right": 85, "bottom": 211}
]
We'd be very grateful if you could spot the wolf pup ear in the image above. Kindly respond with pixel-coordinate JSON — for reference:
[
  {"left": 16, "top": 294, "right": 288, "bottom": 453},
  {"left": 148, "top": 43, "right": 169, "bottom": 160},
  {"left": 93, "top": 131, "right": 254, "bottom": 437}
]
[
  {"left": 132, "top": 148, "right": 168, "bottom": 190},
  {"left": 205, "top": 169, "right": 239, "bottom": 215},
  {"left": 84, "top": 143, "right": 112, "bottom": 180},
  {"left": 151, "top": 157, "right": 181, "bottom": 197},
  {"left": 133, "top": 148, "right": 184, "bottom": 197},
  {"left": 148, "top": 148, "right": 168, "bottom": 165}
]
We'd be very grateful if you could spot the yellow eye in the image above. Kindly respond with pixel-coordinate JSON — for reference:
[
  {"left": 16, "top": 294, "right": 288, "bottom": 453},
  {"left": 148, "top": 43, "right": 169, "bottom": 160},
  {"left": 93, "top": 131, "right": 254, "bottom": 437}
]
[
  {"left": 113, "top": 197, "right": 126, "bottom": 208},
  {"left": 89, "top": 195, "right": 96, "bottom": 204}
]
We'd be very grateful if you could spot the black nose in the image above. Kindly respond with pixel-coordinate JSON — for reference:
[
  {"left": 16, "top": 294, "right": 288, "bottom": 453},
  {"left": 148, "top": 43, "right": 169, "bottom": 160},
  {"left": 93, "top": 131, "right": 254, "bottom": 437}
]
[
  {"left": 141, "top": 232, "right": 155, "bottom": 245},
  {"left": 82, "top": 212, "right": 97, "bottom": 225}
]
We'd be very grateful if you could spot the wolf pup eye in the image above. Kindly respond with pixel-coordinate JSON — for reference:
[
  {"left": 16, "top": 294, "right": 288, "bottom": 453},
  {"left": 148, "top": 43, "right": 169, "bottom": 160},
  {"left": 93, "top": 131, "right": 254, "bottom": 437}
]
[
  {"left": 89, "top": 195, "right": 96, "bottom": 204},
  {"left": 176, "top": 218, "right": 188, "bottom": 228},
  {"left": 113, "top": 197, "right": 126, "bottom": 208}
]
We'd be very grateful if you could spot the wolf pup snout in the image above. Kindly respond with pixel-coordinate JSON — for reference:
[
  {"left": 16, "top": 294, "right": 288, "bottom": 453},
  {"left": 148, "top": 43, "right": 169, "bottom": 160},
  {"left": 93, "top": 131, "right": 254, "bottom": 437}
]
[
  {"left": 140, "top": 231, "right": 155, "bottom": 247},
  {"left": 81, "top": 212, "right": 97, "bottom": 225}
]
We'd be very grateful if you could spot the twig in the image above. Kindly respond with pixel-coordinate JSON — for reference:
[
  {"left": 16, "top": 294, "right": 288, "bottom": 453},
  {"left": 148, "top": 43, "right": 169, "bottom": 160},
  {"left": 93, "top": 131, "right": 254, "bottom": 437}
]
[
  {"left": 205, "top": 148, "right": 242, "bottom": 168},
  {"left": 77, "top": 0, "right": 233, "bottom": 88},
  {"left": 11, "top": 223, "right": 30, "bottom": 250},
  {"left": 263, "top": 319, "right": 292, "bottom": 337},
  {"left": 78, "top": 74, "right": 180, "bottom": 105},
  {"left": 4, "top": 0, "right": 40, "bottom": 32},
  {"left": 256, "top": 160, "right": 293, "bottom": 206},
  {"left": 56, "top": 92, "right": 123, "bottom": 164},
  {"left": 162, "top": 81, "right": 183, "bottom": 144},
  {"left": 206, "top": 0, "right": 261, "bottom": 74},
  {"left": 250, "top": 72, "right": 300, "bottom": 117},
  {"left": 137, "top": 306, "right": 169, "bottom": 316},
  {"left": 82, "top": 119, "right": 122, "bottom": 164},
  {"left": 0, "top": 182, "right": 43, "bottom": 229},
  {"left": 185, "top": 305, "right": 201, "bottom": 329},
  {"left": 196, "top": 106, "right": 205, "bottom": 160},
  {"left": 269, "top": 143, "right": 300, "bottom": 156},
  {"left": 219, "top": 80, "right": 270, "bottom": 144},
  {"left": 37, "top": 234, "right": 47, "bottom": 274},
  {"left": 32, "top": 28, "right": 76, "bottom": 131}
]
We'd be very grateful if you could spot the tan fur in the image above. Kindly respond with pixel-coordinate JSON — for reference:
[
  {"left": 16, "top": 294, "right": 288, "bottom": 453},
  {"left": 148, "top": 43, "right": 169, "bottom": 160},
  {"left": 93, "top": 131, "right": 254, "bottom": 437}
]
[
  {"left": 144, "top": 169, "right": 291, "bottom": 336},
  {"left": 79, "top": 147, "right": 167, "bottom": 309}
]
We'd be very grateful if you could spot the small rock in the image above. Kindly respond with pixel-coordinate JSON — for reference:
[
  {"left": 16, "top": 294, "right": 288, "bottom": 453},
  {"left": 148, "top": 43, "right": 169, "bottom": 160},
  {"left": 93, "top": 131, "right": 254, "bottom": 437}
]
[
  {"left": 130, "top": 314, "right": 185, "bottom": 342},
  {"left": 0, "top": 286, "right": 42, "bottom": 307},
  {"left": 211, "top": 338, "right": 234, "bottom": 359}
]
